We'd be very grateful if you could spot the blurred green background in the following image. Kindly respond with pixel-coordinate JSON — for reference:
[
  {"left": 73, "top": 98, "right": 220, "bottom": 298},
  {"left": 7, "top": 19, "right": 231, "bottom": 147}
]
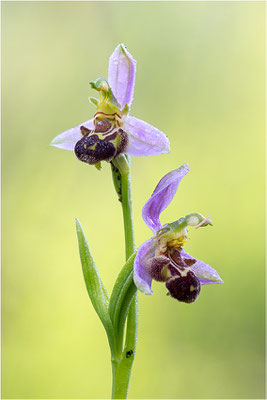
[{"left": 2, "top": 1, "right": 265, "bottom": 399}]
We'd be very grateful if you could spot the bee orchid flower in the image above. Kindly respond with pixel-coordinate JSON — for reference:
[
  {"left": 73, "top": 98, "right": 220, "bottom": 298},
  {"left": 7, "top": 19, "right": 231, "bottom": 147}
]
[
  {"left": 50, "top": 44, "right": 170, "bottom": 166},
  {"left": 134, "top": 164, "right": 223, "bottom": 303}
]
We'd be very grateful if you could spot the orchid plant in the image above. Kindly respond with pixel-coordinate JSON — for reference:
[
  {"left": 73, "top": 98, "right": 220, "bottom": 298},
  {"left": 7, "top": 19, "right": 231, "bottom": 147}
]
[{"left": 51, "top": 44, "right": 223, "bottom": 399}]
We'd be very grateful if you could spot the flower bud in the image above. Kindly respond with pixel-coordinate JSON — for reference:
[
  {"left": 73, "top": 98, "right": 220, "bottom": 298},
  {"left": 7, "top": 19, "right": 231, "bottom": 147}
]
[{"left": 166, "top": 270, "right": 200, "bottom": 303}]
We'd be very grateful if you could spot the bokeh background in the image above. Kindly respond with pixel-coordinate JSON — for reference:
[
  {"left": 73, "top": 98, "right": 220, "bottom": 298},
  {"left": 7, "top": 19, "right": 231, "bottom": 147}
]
[{"left": 2, "top": 1, "right": 265, "bottom": 399}]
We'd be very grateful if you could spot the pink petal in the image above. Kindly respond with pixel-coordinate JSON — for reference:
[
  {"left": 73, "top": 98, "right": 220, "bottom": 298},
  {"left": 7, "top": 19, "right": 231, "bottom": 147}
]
[
  {"left": 181, "top": 251, "right": 223, "bottom": 285},
  {"left": 50, "top": 119, "right": 94, "bottom": 151},
  {"left": 133, "top": 238, "right": 155, "bottom": 295},
  {"left": 123, "top": 115, "right": 170, "bottom": 157},
  {"left": 142, "top": 164, "right": 189, "bottom": 233},
  {"left": 108, "top": 44, "right": 136, "bottom": 109}
]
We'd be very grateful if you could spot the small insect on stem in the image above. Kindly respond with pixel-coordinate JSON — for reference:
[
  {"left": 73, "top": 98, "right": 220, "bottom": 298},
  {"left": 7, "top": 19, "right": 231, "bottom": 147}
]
[{"left": 126, "top": 350, "right": 133, "bottom": 358}]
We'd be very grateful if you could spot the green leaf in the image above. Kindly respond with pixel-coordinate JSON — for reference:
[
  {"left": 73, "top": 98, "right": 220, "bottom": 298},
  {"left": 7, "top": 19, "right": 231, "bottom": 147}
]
[
  {"left": 116, "top": 280, "right": 137, "bottom": 348},
  {"left": 75, "top": 219, "right": 117, "bottom": 353},
  {"left": 108, "top": 253, "right": 137, "bottom": 350}
]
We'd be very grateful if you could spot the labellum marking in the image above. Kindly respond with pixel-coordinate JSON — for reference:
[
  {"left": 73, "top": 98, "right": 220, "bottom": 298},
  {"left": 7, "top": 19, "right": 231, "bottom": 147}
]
[
  {"left": 75, "top": 118, "right": 128, "bottom": 165},
  {"left": 145, "top": 243, "right": 201, "bottom": 303},
  {"left": 89, "top": 143, "right": 97, "bottom": 151},
  {"left": 165, "top": 271, "right": 201, "bottom": 304},
  {"left": 94, "top": 111, "right": 123, "bottom": 127},
  {"left": 80, "top": 126, "right": 91, "bottom": 136},
  {"left": 184, "top": 258, "right": 197, "bottom": 267}
]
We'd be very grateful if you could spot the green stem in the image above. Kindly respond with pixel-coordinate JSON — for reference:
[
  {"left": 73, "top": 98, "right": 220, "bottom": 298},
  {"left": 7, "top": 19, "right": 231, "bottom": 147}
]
[
  {"left": 111, "top": 156, "right": 138, "bottom": 399},
  {"left": 121, "top": 172, "right": 135, "bottom": 257},
  {"left": 108, "top": 253, "right": 136, "bottom": 354}
]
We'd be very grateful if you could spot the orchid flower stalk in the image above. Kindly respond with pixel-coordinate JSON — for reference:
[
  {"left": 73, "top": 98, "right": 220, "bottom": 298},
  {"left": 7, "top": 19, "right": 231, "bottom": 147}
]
[{"left": 51, "top": 44, "right": 223, "bottom": 399}]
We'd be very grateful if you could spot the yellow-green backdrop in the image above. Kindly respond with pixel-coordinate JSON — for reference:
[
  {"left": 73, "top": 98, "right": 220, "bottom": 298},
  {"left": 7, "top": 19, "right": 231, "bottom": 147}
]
[{"left": 2, "top": 1, "right": 265, "bottom": 399}]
